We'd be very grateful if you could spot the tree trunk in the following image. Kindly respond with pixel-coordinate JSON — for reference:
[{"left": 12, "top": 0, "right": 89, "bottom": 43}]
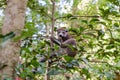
[
  {"left": 115, "top": 72, "right": 120, "bottom": 80},
  {"left": 0, "top": 0, "right": 27, "bottom": 79}
]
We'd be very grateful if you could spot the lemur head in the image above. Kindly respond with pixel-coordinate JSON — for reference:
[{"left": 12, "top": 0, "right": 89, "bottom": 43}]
[{"left": 57, "top": 27, "right": 70, "bottom": 41}]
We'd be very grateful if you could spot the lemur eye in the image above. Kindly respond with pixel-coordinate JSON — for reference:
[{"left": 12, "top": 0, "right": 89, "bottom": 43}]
[
  {"left": 57, "top": 31, "right": 60, "bottom": 33},
  {"left": 65, "top": 30, "right": 68, "bottom": 32}
]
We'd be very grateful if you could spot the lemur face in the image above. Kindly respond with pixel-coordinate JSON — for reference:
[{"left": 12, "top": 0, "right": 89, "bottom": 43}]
[{"left": 57, "top": 29, "right": 68, "bottom": 38}]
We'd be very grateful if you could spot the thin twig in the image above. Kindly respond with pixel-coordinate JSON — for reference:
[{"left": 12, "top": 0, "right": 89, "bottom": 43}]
[
  {"left": 45, "top": 0, "right": 55, "bottom": 80},
  {"left": 51, "top": 0, "right": 55, "bottom": 36}
]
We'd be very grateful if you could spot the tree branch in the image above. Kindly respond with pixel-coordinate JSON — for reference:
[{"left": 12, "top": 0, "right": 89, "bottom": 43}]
[
  {"left": 89, "top": 59, "right": 107, "bottom": 63},
  {"left": 55, "top": 15, "right": 101, "bottom": 21}
]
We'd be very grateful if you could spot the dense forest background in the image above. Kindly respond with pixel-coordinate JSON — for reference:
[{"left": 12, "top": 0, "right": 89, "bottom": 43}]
[{"left": 0, "top": 0, "right": 120, "bottom": 80}]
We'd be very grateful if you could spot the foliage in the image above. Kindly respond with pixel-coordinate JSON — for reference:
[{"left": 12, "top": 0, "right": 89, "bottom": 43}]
[
  {"left": 0, "top": 0, "right": 120, "bottom": 80},
  {"left": 17, "top": 0, "right": 120, "bottom": 80}
]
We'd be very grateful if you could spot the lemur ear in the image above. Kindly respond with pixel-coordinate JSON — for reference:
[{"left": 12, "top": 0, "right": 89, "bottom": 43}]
[{"left": 57, "top": 27, "right": 67, "bottom": 31}]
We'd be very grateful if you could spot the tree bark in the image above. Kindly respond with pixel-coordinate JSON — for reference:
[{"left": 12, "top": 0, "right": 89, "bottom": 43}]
[{"left": 0, "top": 0, "right": 27, "bottom": 79}]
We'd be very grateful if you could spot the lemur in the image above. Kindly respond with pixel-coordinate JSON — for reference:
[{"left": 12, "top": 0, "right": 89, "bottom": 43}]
[{"left": 39, "top": 27, "right": 77, "bottom": 62}]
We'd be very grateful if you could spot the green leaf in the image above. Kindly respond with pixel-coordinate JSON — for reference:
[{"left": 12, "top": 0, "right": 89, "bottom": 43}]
[
  {"left": 69, "top": 28, "right": 81, "bottom": 34},
  {"left": 31, "top": 59, "right": 39, "bottom": 67},
  {"left": 70, "top": 17, "right": 77, "bottom": 20},
  {"left": 2, "top": 32, "right": 15, "bottom": 42},
  {"left": 106, "top": 45, "right": 114, "bottom": 49},
  {"left": 81, "top": 68, "right": 90, "bottom": 78},
  {"left": 81, "top": 58, "right": 89, "bottom": 65},
  {"left": 114, "top": 23, "right": 119, "bottom": 27},
  {"left": 14, "top": 22, "right": 37, "bottom": 40},
  {"left": 71, "top": 60, "right": 79, "bottom": 66},
  {"left": 64, "top": 55, "right": 73, "bottom": 62},
  {"left": 66, "top": 14, "right": 73, "bottom": 18},
  {"left": 88, "top": 24, "right": 94, "bottom": 29},
  {"left": 66, "top": 63, "right": 73, "bottom": 68},
  {"left": 116, "top": 61, "right": 120, "bottom": 67},
  {"left": 79, "top": 27, "right": 85, "bottom": 33},
  {"left": 48, "top": 69, "right": 61, "bottom": 75},
  {"left": 81, "top": 20, "right": 88, "bottom": 24},
  {"left": 0, "top": 34, "right": 4, "bottom": 38},
  {"left": 90, "top": 18, "right": 99, "bottom": 23}
]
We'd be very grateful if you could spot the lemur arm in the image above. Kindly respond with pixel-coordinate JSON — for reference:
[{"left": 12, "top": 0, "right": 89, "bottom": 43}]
[
  {"left": 50, "top": 37, "right": 68, "bottom": 48},
  {"left": 50, "top": 37, "right": 61, "bottom": 46},
  {"left": 61, "top": 38, "right": 76, "bottom": 48},
  {"left": 50, "top": 37, "right": 76, "bottom": 49}
]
